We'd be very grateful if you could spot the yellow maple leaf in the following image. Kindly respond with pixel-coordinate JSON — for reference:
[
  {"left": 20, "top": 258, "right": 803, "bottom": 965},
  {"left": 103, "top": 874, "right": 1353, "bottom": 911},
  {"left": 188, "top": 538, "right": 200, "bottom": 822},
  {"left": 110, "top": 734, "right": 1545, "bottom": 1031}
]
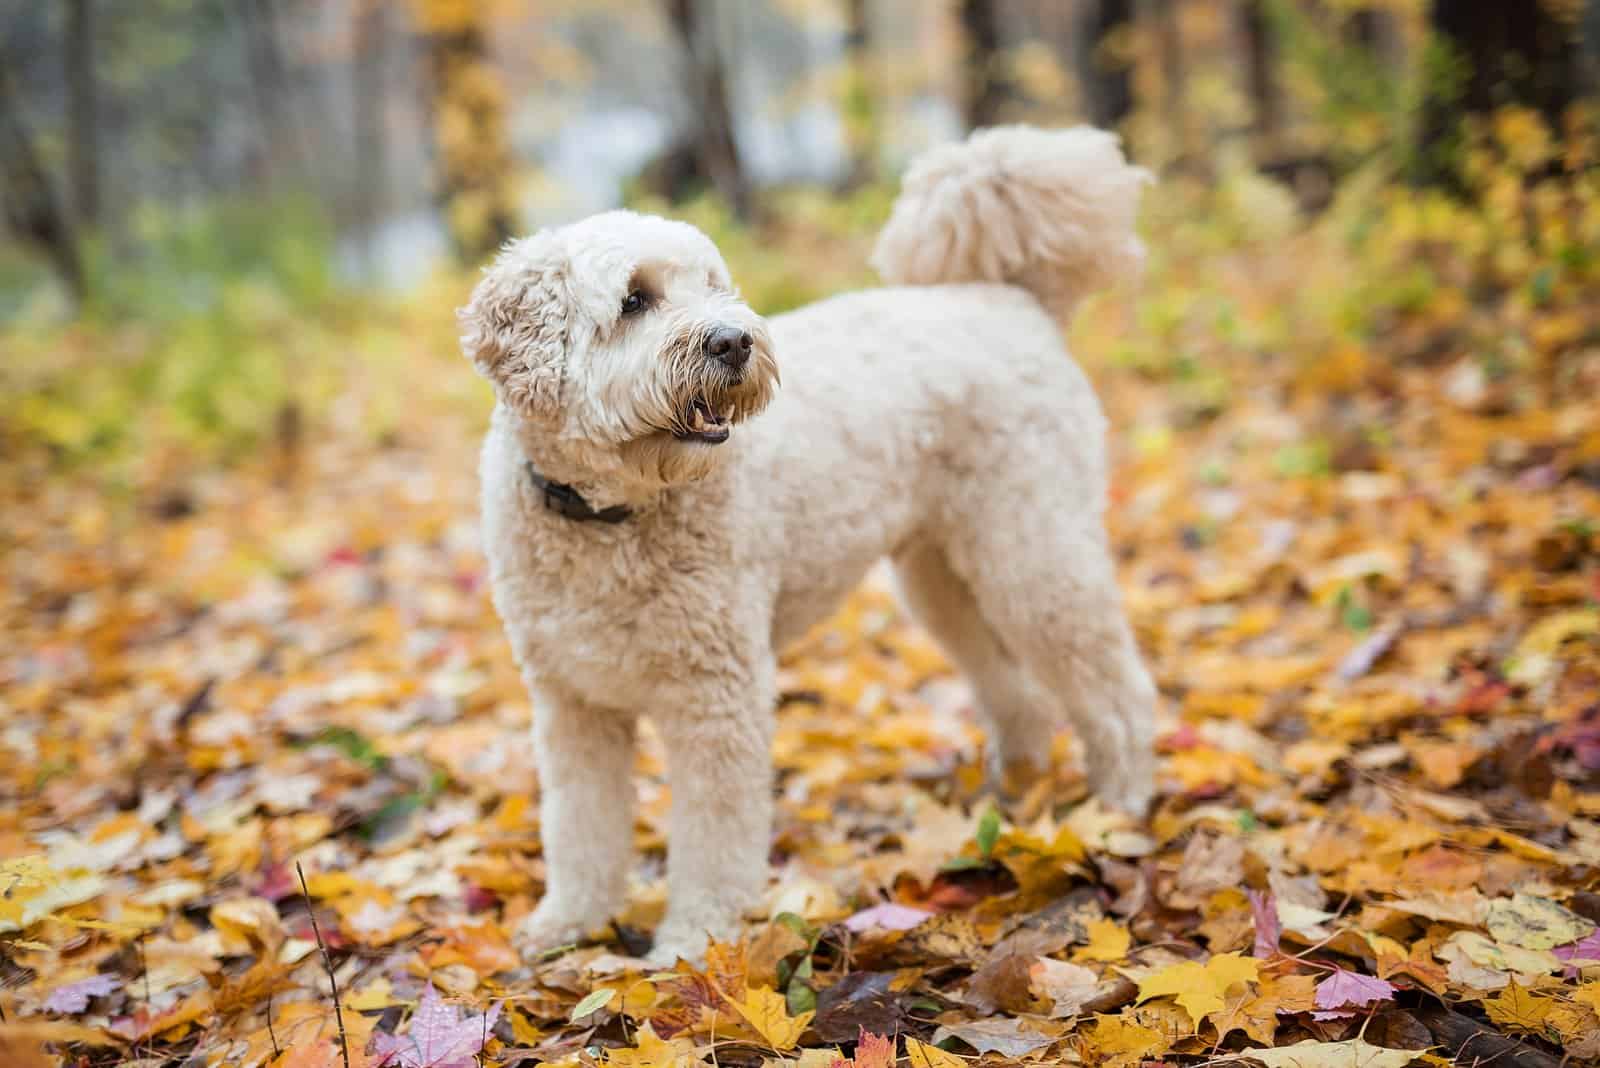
[
  {"left": 1576, "top": 983, "right": 1600, "bottom": 1013},
  {"left": 725, "top": 985, "right": 812, "bottom": 1051},
  {"left": 606, "top": 1023, "right": 703, "bottom": 1068},
  {"left": 1075, "top": 917, "right": 1132, "bottom": 962},
  {"left": 1482, "top": 980, "right": 1556, "bottom": 1034},
  {"left": 906, "top": 1037, "right": 966, "bottom": 1068},
  {"left": 1136, "top": 953, "right": 1260, "bottom": 1026},
  {"left": 1547, "top": 1003, "right": 1600, "bottom": 1047},
  {"left": 1207, "top": 987, "right": 1282, "bottom": 1047},
  {"left": 1082, "top": 1014, "right": 1169, "bottom": 1068}
]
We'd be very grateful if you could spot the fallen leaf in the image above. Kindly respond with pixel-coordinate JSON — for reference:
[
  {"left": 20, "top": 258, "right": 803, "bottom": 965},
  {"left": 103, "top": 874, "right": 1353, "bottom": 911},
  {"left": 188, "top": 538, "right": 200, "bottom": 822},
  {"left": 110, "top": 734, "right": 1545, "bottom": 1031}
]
[
  {"left": 44, "top": 974, "right": 121, "bottom": 1014},
  {"left": 1313, "top": 969, "right": 1396, "bottom": 1012},
  {"left": 570, "top": 987, "right": 617, "bottom": 1022},
  {"left": 931, "top": 1016, "right": 1055, "bottom": 1058},
  {"left": 1554, "top": 930, "right": 1600, "bottom": 975},
  {"left": 1484, "top": 893, "right": 1596, "bottom": 951},
  {"left": 1030, "top": 957, "right": 1100, "bottom": 1017},
  {"left": 842, "top": 903, "right": 931, "bottom": 933},
  {"left": 1482, "top": 980, "right": 1557, "bottom": 1034},
  {"left": 605, "top": 1023, "right": 703, "bottom": 1068},
  {"left": 727, "top": 985, "right": 813, "bottom": 1051},
  {"left": 1250, "top": 890, "right": 1281, "bottom": 959},
  {"left": 1220, "top": 1038, "right": 1419, "bottom": 1068},
  {"left": 1079, "top": 1013, "right": 1169, "bottom": 1067},
  {"left": 905, "top": 1037, "right": 965, "bottom": 1068},
  {"left": 371, "top": 984, "right": 500, "bottom": 1068},
  {"left": 1136, "top": 952, "right": 1261, "bottom": 1025},
  {"left": 1075, "top": 917, "right": 1132, "bottom": 963},
  {"left": 852, "top": 1030, "right": 896, "bottom": 1068}
]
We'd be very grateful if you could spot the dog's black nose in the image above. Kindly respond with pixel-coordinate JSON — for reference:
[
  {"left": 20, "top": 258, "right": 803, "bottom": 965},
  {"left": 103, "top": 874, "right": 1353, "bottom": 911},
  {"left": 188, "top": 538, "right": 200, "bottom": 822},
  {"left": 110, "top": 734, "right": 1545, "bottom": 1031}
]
[{"left": 706, "top": 325, "right": 753, "bottom": 370}]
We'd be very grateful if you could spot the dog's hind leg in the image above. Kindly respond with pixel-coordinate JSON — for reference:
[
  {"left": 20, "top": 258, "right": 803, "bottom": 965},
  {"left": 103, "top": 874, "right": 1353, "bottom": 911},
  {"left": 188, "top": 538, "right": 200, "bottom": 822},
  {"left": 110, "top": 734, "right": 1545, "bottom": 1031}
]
[
  {"left": 892, "top": 541, "right": 1058, "bottom": 789},
  {"left": 946, "top": 513, "right": 1158, "bottom": 815},
  {"left": 517, "top": 690, "right": 637, "bottom": 957}
]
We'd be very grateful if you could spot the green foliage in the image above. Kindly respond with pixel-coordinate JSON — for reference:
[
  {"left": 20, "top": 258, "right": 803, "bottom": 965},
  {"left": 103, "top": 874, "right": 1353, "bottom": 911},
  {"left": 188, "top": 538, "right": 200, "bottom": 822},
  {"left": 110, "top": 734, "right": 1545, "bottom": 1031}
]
[{"left": 5, "top": 104, "right": 1596, "bottom": 481}]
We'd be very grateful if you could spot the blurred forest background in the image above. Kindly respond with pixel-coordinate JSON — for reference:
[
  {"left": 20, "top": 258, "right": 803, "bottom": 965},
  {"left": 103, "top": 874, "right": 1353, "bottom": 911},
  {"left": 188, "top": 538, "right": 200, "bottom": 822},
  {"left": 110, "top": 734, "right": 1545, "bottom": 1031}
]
[
  {"left": 2, "top": 0, "right": 1598, "bottom": 469},
  {"left": 7, "top": 6, "right": 1600, "bottom": 1067}
]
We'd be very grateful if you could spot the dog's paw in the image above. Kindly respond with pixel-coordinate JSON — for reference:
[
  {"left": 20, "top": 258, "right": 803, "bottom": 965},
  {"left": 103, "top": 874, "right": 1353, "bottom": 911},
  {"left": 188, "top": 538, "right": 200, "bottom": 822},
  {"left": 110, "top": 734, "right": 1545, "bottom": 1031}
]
[
  {"left": 1089, "top": 753, "right": 1155, "bottom": 819},
  {"left": 646, "top": 908, "right": 748, "bottom": 970},
  {"left": 645, "top": 923, "right": 714, "bottom": 970},
  {"left": 515, "top": 901, "right": 608, "bottom": 961}
]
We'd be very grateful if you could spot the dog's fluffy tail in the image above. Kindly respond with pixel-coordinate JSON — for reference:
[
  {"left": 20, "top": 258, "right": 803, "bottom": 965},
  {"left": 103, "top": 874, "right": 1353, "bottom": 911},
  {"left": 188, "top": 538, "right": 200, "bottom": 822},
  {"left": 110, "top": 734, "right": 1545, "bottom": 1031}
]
[{"left": 870, "top": 125, "right": 1150, "bottom": 322}]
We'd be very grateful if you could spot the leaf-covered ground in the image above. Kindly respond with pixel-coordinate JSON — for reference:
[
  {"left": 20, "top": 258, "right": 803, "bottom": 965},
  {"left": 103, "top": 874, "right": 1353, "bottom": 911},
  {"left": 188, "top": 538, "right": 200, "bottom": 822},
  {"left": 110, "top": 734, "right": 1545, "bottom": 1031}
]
[{"left": 5, "top": 160, "right": 1600, "bottom": 1067}]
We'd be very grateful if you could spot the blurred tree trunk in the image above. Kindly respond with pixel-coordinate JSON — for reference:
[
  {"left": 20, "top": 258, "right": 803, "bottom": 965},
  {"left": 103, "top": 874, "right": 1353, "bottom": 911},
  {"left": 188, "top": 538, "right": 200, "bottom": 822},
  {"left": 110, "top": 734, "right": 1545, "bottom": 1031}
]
[
  {"left": 420, "top": 0, "right": 518, "bottom": 262},
  {"left": 0, "top": 61, "right": 84, "bottom": 300},
  {"left": 1419, "top": 0, "right": 1584, "bottom": 185},
  {"left": 352, "top": 0, "right": 388, "bottom": 269},
  {"left": 663, "top": 0, "right": 751, "bottom": 219},
  {"left": 1146, "top": 0, "right": 1200, "bottom": 171},
  {"left": 1081, "top": 0, "right": 1133, "bottom": 130},
  {"left": 65, "top": 0, "right": 99, "bottom": 227},
  {"left": 959, "top": 0, "right": 1015, "bottom": 129},
  {"left": 1241, "top": 0, "right": 1279, "bottom": 165},
  {"left": 842, "top": 0, "right": 879, "bottom": 186},
  {"left": 242, "top": 0, "right": 307, "bottom": 183}
]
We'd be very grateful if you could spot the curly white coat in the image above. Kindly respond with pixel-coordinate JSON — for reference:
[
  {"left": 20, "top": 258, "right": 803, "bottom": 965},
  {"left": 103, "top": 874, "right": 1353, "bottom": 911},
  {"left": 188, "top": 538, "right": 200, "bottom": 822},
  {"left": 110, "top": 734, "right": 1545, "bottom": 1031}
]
[{"left": 462, "top": 125, "right": 1158, "bottom": 965}]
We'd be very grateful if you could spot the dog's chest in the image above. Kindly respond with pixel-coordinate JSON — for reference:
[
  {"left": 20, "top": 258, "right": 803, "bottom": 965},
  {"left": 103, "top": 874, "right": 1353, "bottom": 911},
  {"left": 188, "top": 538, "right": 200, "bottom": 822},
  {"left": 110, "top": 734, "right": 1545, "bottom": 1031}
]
[{"left": 488, "top": 512, "right": 740, "bottom": 710}]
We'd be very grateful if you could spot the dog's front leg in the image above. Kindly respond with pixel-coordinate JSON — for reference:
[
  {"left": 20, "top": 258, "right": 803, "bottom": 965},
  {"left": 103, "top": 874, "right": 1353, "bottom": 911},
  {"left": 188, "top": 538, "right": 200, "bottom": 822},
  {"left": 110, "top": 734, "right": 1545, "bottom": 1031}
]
[
  {"left": 518, "top": 690, "right": 637, "bottom": 958},
  {"left": 648, "top": 676, "right": 775, "bottom": 966}
]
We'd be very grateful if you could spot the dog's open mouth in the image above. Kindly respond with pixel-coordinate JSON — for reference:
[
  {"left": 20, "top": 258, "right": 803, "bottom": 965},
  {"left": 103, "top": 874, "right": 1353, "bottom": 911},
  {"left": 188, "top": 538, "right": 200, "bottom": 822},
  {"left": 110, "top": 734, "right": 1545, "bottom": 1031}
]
[{"left": 674, "top": 395, "right": 731, "bottom": 445}]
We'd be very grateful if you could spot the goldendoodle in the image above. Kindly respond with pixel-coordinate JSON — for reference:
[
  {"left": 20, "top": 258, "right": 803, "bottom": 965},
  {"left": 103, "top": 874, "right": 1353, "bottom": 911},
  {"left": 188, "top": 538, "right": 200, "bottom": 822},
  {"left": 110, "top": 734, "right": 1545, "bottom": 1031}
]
[{"left": 460, "top": 125, "right": 1157, "bottom": 965}]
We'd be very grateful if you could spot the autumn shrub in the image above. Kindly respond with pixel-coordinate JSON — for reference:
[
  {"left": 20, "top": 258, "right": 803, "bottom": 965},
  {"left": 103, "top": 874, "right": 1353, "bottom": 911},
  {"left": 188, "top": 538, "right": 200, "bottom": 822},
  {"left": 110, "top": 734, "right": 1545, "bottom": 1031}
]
[
  {"left": 3, "top": 109, "right": 1596, "bottom": 474},
  {"left": 1097, "top": 105, "right": 1600, "bottom": 414}
]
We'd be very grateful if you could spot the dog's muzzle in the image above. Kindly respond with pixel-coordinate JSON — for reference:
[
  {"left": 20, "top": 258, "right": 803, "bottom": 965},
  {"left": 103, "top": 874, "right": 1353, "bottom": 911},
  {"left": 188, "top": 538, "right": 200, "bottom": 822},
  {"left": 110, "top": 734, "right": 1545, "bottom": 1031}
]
[
  {"left": 672, "top": 323, "right": 759, "bottom": 445},
  {"left": 676, "top": 395, "right": 731, "bottom": 445}
]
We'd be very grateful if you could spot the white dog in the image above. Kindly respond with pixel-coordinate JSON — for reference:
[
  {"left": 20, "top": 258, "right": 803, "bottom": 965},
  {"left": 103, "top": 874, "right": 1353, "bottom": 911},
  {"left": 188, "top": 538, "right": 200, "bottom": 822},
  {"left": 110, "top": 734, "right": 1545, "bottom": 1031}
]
[{"left": 461, "top": 125, "right": 1157, "bottom": 965}]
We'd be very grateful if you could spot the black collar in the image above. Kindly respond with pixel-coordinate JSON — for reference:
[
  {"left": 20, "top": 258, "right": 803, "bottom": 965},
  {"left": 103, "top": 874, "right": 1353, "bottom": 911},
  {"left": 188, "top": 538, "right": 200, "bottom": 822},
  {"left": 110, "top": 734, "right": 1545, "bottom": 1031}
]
[{"left": 525, "top": 462, "right": 633, "bottom": 524}]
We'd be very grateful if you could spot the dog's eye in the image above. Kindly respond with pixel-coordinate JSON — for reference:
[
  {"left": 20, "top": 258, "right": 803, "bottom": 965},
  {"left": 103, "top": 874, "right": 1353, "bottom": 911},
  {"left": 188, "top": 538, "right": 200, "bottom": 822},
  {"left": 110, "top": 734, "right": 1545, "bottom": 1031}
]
[{"left": 621, "top": 291, "right": 647, "bottom": 316}]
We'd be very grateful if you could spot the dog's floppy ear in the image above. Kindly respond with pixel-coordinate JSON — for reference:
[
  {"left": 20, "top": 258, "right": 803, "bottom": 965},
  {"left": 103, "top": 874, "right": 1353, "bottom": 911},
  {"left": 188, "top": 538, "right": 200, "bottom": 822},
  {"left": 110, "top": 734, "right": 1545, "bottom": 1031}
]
[{"left": 458, "top": 233, "right": 570, "bottom": 422}]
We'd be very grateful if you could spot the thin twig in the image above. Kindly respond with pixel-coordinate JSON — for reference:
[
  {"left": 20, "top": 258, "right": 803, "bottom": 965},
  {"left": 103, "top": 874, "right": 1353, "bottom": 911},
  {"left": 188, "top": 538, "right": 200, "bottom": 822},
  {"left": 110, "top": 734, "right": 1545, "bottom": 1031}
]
[
  {"left": 297, "top": 862, "right": 352, "bottom": 1068},
  {"left": 268, "top": 987, "right": 281, "bottom": 1058},
  {"left": 136, "top": 930, "right": 151, "bottom": 1005}
]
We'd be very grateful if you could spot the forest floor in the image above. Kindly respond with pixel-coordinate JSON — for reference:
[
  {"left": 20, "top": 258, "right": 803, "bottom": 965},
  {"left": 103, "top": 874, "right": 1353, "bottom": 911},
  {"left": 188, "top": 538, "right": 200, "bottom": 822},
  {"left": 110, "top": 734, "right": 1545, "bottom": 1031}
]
[{"left": 4, "top": 173, "right": 1600, "bottom": 1068}]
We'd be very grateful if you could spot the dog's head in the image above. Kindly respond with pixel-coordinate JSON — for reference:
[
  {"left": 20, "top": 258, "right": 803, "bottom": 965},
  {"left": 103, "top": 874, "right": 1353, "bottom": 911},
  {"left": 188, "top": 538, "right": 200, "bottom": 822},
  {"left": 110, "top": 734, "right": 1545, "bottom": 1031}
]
[{"left": 459, "top": 211, "right": 778, "bottom": 491}]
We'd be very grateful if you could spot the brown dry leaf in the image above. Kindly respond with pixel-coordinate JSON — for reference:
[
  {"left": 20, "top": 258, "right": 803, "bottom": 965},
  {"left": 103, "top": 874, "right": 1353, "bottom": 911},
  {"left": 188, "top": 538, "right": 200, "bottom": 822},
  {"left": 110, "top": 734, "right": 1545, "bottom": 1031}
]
[
  {"left": 932, "top": 1016, "right": 1057, "bottom": 1058},
  {"left": 1029, "top": 957, "right": 1100, "bottom": 1017}
]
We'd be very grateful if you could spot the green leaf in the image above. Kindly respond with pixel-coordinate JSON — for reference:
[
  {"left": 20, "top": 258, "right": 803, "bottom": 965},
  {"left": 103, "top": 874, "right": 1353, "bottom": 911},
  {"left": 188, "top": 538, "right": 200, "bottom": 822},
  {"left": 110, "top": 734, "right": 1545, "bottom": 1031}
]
[
  {"left": 976, "top": 802, "right": 1001, "bottom": 859},
  {"left": 297, "top": 726, "right": 386, "bottom": 770},
  {"left": 1336, "top": 585, "right": 1373, "bottom": 632},
  {"left": 569, "top": 987, "right": 616, "bottom": 1022},
  {"left": 785, "top": 974, "right": 816, "bottom": 1017}
]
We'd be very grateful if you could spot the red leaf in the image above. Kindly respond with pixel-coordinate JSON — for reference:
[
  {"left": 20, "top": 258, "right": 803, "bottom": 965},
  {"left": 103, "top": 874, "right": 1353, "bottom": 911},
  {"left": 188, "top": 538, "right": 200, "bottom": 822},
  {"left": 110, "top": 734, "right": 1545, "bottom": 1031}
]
[{"left": 1249, "top": 890, "right": 1281, "bottom": 960}]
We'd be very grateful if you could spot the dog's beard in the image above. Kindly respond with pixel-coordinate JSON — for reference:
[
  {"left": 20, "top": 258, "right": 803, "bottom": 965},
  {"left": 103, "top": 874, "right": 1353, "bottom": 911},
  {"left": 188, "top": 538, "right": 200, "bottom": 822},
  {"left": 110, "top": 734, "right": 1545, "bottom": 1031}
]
[
  {"left": 592, "top": 317, "right": 779, "bottom": 490},
  {"left": 637, "top": 320, "right": 779, "bottom": 445}
]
